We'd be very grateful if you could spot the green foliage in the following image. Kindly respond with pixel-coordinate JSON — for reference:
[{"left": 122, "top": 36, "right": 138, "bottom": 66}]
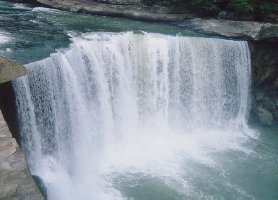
[
  {"left": 141, "top": 0, "right": 155, "bottom": 5},
  {"left": 230, "top": 0, "right": 273, "bottom": 15},
  {"left": 190, "top": 0, "right": 221, "bottom": 13},
  {"left": 231, "top": 0, "right": 255, "bottom": 14},
  {"left": 258, "top": 1, "right": 272, "bottom": 14},
  {"left": 141, "top": 0, "right": 277, "bottom": 19}
]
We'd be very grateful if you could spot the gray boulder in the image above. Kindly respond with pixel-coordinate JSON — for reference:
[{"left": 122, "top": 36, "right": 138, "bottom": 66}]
[
  {"left": 177, "top": 18, "right": 278, "bottom": 40},
  {"left": 0, "top": 57, "right": 26, "bottom": 84}
]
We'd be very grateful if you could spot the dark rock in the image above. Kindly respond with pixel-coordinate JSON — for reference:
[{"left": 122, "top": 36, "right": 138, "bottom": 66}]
[
  {"left": 259, "top": 24, "right": 278, "bottom": 40},
  {"left": 251, "top": 41, "right": 277, "bottom": 106},
  {"left": 218, "top": 10, "right": 237, "bottom": 20},
  {"left": 265, "top": 13, "right": 278, "bottom": 23},
  {"left": 218, "top": 10, "right": 255, "bottom": 21},
  {"left": 35, "top": 0, "right": 196, "bottom": 22},
  {"left": 96, "top": 0, "right": 141, "bottom": 5},
  {"left": 257, "top": 107, "right": 274, "bottom": 126},
  {"left": 273, "top": 109, "right": 278, "bottom": 121},
  {"left": 259, "top": 96, "right": 276, "bottom": 112},
  {"left": 256, "top": 91, "right": 264, "bottom": 101},
  {"left": 32, "top": 175, "right": 47, "bottom": 199}
]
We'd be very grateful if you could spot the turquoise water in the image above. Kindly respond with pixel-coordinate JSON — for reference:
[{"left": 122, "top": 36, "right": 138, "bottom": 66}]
[
  {"left": 0, "top": 0, "right": 204, "bottom": 64},
  {"left": 1, "top": 1, "right": 278, "bottom": 199},
  {"left": 114, "top": 125, "right": 278, "bottom": 200}
]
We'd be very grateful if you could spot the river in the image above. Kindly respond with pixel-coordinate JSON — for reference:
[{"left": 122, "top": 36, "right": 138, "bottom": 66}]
[{"left": 1, "top": 1, "right": 278, "bottom": 199}]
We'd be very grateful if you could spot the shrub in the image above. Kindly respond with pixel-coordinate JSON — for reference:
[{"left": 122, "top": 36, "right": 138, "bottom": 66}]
[
  {"left": 230, "top": 0, "right": 255, "bottom": 14},
  {"left": 141, "top": 0, "right": 277, "bottom": 18}
]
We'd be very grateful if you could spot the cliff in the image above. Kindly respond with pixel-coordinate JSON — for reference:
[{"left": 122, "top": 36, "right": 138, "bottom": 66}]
[
  {"left": 32, "top": 0, "right": 278, "bottom": 41},
  {"left": 249, "top": 41, "right": 278, "bottom": 126},
  {"left": 31, "top": 0, "right": 278, "bottom": 23},
  {"left": 0, "top": 56, "right": 43, "bottom": 200},
  {"left": 35, "top": 0, "right": 197, "bottom": 21}
]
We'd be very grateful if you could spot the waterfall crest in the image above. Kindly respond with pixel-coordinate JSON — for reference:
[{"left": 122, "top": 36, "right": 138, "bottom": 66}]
[{"left": 14, "top": 32, "right": 255, "bottom": 199}]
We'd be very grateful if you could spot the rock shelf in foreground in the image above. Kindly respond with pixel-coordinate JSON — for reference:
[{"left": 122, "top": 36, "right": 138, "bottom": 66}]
[{"left": 0, "top": 56, "right": 43, "bottom": 199}]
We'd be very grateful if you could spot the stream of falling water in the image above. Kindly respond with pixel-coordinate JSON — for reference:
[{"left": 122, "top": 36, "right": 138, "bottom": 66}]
[{"left": 14, "top": 32, "right": 257, "bottom": 199}]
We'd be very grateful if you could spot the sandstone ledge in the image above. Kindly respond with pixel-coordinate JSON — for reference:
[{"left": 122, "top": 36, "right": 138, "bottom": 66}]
[
  {"left": 176, "top": 18, "right": 278, "bottom": 41},
  {"left": 0, "top": 57, "right": 43, "bottom": 199},
  {"left": 0, "top": 111, "right": 43, "bottom": 200},
  {"left": 0, "top": 57, "right": 27, "bottom": 84}
]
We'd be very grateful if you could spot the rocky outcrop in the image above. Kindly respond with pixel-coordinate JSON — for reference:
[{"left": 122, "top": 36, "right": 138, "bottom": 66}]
[
  {"left": 0, "top": 111, "right": 43, "bottom": 200},
  {"left": 35, "top": 0, "right": 198, "bottom": 21},
  {"left": 218, "top": 10, "right": 278, "bottom": 23},
  {"left": 34, "top": 0, "right": 278, "bottom": 41},
  {"left": 176, "top": 18, "right": 278, "bottom": 41},
  {"left": 256, "top": 107, "right": 274, "bottom": 126},
  {"left": 29, "top": 0, "right": 277, "bottom": 40},
  {"left": 249, "top": 41, "right": 278, "bottom": 126},
  {"left": 96, "top": 0, "right": 141, "bottom": 5},
  {"left": 0, "top": 57, "right": 27, "bottom": 84},
  {"left": 0, "top": 57, "right": 43, "bottom": 199}
]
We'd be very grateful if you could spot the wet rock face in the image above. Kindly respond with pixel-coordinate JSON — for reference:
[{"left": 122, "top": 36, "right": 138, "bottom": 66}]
[
  {"left": 0, "top": 111, "right": 43, "bottom": 200},
  {"left": 250, "top": 41, "right": 278, "bottom": 126},
  {"left": 253, "top": 91, "right": 278, "bottom": 126},
  {"left": 0, "top": 57, "right": 43, "bottom": 199},
  {"left": 257, "top": 106, "right": 274, "bottom": 126}
]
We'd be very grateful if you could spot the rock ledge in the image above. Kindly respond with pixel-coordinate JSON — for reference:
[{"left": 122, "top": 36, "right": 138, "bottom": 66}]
[{"left": 0, "top": 111, "right": 43, "bottom": 200}]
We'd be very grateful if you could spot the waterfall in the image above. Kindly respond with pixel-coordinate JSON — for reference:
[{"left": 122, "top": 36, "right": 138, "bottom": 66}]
[{"left": 14, "top": 32, "right": 256, "bottom": 199}]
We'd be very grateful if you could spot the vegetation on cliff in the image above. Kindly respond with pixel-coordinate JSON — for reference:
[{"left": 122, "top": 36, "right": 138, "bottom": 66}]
[{"left": 143, "top": 0, "right": 278, "bottom": 20}]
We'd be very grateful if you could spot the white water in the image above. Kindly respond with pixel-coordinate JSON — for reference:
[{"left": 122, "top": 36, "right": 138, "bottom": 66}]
[
  {"left": 14, "top": 32, "right": 257, "bottom": 199},
  {"left": 0, "top": 30, "right": 11, "bottom": 45}
]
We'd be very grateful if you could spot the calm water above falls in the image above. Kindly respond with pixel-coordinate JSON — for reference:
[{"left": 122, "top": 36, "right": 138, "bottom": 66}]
[
  {"left": 1, "top": 1, "right": 278, "bottom": 200},
  {"left": 0, "top": 0, "right": 200, "bottom": 64}
]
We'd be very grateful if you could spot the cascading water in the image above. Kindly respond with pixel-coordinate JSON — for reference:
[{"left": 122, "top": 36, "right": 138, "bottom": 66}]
[{"left": 14, "top": 32, "right": 257, "bottom": 199}]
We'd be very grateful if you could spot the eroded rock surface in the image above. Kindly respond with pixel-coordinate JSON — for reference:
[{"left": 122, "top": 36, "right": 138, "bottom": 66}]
[
  {"left": 0, "top": 56, "right": 43, "bottom": 199},
  {"left": 35, "top": 0, "right": 198, "bottom": 21},
  {"left": 0, "top": 111, "right": 43, "bottom": 200},
  {"left": 176, "top": 18, "right": 278, "bottom": 40},
  {"left": 250, "top": 40, "right": 278, "bottom": 126},
  {"left": 34, "top": 0, "right": 278, "bottom": 41},
  {"left": 0, "top": 57, "right": 26, "bottom": 84}
]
